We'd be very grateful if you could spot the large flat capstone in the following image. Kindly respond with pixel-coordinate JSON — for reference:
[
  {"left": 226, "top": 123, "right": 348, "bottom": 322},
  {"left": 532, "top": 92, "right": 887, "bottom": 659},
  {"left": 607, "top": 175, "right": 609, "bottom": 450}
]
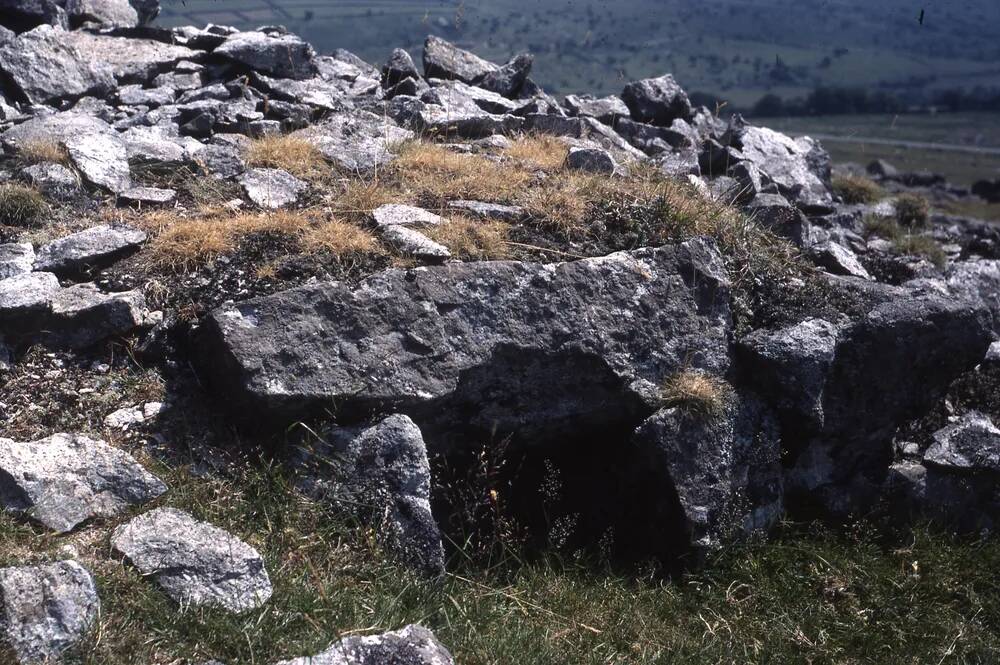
[{"left": 200, "top": 239, "right": 733, "bottom": 436}]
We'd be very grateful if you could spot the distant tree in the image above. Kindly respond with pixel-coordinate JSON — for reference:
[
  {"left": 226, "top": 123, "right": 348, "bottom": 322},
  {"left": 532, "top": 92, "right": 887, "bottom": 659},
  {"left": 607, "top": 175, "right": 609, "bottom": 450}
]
[{"left": 752, "top": 93, "right": 785, "bottom": 117}]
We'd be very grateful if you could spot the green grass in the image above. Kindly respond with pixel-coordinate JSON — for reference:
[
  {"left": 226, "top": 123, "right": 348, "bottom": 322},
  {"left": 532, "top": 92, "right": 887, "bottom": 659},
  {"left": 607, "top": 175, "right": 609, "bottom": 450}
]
[{"left": 3, "top": 461, "right": 998, "bottom": 664}]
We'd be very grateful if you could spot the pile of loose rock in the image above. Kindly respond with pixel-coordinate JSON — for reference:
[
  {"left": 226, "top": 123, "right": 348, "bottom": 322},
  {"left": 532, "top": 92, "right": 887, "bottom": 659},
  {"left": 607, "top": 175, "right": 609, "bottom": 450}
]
[{"left": 0, "top": 0, "right": 999, "bottom": 662}]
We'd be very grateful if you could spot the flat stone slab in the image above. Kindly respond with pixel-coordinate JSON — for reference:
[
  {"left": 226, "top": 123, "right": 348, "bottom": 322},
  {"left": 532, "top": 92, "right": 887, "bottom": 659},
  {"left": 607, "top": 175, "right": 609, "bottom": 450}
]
[
  {"left": 111, "top": 507, "right": 273, "bottom": 613},
  {"left": 0, "top": 272, "right": 59, "bottom": 315},
  {"left": 0, "top": 25, "right": 114, "bottom": 105},
  {"left": 34, "top": 224, "right": 147, "bottom": 275},
  {"left": 0, "top": 433, "right": 167, "bottom": 532},
  {"left": 372, "top": 204, "right": 443, "bottom": 228},
  {"left": 447, "top": 200, "right": 524, "bottom": 221},
  {"left": 925, "top": 411, "right": 1000, "bottom": 473},
  {"left": 274, "top": 624, "right": 454, "bottom": 665},
  {"left": 200, "top": 239, "right": 733, "bottom": 431},
  {"left": 0, "top": 560, "right": 99, "bottom": 665},
  {"left": 119, "top": 186, "right": 177, "bottom": 205},
  {"left": 380, "top": 225, "right": 450, "bottom": 262},
  {"left": 238, "top": 168, "right": 307, "bottom": 209},
  {"left": 65, "top": 132, "right": 132, "bottom": 194}
]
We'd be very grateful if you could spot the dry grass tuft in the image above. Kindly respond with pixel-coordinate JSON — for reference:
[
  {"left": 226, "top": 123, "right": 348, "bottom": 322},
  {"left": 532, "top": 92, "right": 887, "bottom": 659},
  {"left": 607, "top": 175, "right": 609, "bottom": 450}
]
[
  {"left": 424, "top": 216, "right": 510, "bottom": 261},
  {"left": 519, "top": 173, "right": 596, "bottom": 235},
  {"left": 832, "top": 175, "right": 883, "bottom": 205},
  {"left": 661, "top": 370, "right": 732, "bottom": 418},
  {"left": 505, "top": 135, "right": 569, "bottom": 171},
  {"left": 244, "top": 134, "right": 328, "bottom": 180},
  {"left": 331, "top": 179, "right": 401, "bottom": 222},
  {"left": 17, "top": 139, "right": 71, "bottom": 166},
  {"left": 141, "top": 208, "right": 318, "bottom": 271},
  {"left": 302, "top": 218, "right": 383, "bottom": 256},
  {"left": 393, "top": 142, "right": 532, "bottom": 204}
]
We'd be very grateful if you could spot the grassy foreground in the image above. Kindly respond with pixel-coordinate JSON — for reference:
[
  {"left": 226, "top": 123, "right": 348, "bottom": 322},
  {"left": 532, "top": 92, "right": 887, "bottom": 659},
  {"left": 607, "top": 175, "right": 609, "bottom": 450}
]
[{"left": 3, "top": 461, "right": 997, "bottom": 665}]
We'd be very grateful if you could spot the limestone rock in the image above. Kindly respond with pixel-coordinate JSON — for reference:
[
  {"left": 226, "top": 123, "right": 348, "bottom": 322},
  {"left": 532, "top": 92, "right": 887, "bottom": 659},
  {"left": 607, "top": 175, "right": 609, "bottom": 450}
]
[
  {"left": 111, "top": 507, "right": 273, "bottom": 613},
  {"left": 199, "top": 239, "right": 733, "bottom": 439},
  {"left": 215, "top": 30, "right": 317, "bottom": 80},
  {"left": 0, "top": 432, "right": 166, "bottom": 532},
  {"left": 0, "top": 25, "right": 115, "bottom": 104},
  {"left": 447, "top": 200, "right": 523, "bottom": 221},
  {"left": 293, "top": 110, "right": 412, "bottom": 173},
  {"left": 301, "top": 415, "right": 445, "bottom": 577},
  {"left": 0, "top": 243, "right": 34, "bottom": 279},
  {"left": 422, "top": 35, "right": 497, "bottom": 84},
  {"left": 20, "top": 162, "right": 78, "bottom": 197},
  {"left": 924, "top": 411, "right": 1000, "bottom": 473},
  {"left": 381, "top": 225, "right": 450, "bottom": 262},
  {"left": 274, "top": 624, "right": 454, "bottom": 665},
  {"left": 632, "top": 394, "right": 783, "bottom": 552},
  {"left": 0, "top": 560, "right": 99, "bottom": 665},
  {"left": 34, "top": 224, "right": 146, "bottom": 275},
  {"left": 621, "top": 74, "right": 692, "bottom": 126},
  {"left": 64, "top": 132, "right": 132, "bottom": 194},
  {"left": 66, "top": 0, "right": 138, "bottom": 27},
  {"left": 566, "top": 146, "right": 621, "bottom": 175},
  {"left": 238, "top": 168, "right": 307, "bottom": 209},
  {"left": 372, "top": 204, "right": 443, "bottom": 228}
]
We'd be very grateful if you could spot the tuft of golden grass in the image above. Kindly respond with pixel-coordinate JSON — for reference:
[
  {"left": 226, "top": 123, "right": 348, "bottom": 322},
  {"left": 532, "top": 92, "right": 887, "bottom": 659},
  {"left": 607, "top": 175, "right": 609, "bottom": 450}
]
[
  {"left": 16, "top": 139, "right": 71, "bottom": 166},
  {"left": 302, "top": 218, "right": 383, "bottom": 256},
  {"left": 140, "top": 209, "right": 315, "bottom": 271},
  {"left": 393, "top": 142, "right": 532, "bottom": 204},
  {"left": 244, "top": 134, "right": 328, "bottom": 180},
  {"left": 832, "top": 175, "right": 883, "bottom": 205},
  {"left": 505, "top": 135, "right": 569, "bottom": 171},
  {"left": 519, "top": 173, "right": 595, "bottom": 235},
  {"left": 331, "top": 179, "right": 401, "bottom": 222},
  {"left": 660, "top": 370, "right": 732, "bottom": 418},
  {"left": 424, "top": 216, "right": 510, "bottom": 261}
]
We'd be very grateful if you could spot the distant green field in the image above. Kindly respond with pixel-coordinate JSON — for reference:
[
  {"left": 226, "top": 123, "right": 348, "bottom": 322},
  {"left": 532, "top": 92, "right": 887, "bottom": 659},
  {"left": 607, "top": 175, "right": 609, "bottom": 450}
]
[
  {"left": 158, "top": 0, "right": 1000, "bottom": 102},
  {"left": 770, "top": 113, "right": 1000, "bottom": 187}
]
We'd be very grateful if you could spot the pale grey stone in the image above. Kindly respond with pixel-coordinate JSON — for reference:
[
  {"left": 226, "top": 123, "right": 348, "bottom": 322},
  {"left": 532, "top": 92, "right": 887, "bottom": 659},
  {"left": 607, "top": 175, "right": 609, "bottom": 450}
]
[
  {"left": 372, "top": 204, "right": 443, "bottom": 228},
  {"left": 34, "top": 224, "right": 146, "bottom": 275},
  {"left": 65, "top": 132, "right": 132, "bottom": 193},
  {"left": 0, "top": 25, "right": 114, "bottom": 104},
  {"left": 0, "top": 432, "right": 166, "bottom": 532},
  {"left": 112, "top": 507, "right": 273, "bottom": 613},
  {"left": 0, "top": 560, "right": 99, "bottom": 665},
  {"left": 238, "top": 168, "right": 307, "bottom": 209},
  {"left": 274, "top": 624, "right": 454, "bottom": 665},
  {"left": 0, "top": 243, "right": 34, "bottom": 279},
  {"left": 381, "top": 225, "right": 450, "bottom": 262}
]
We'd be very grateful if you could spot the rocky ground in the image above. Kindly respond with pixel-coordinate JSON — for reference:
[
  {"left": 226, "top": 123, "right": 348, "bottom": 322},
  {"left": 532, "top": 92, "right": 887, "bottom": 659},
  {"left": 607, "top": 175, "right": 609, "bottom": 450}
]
[{"left": 0, "top": 1, "right": 999, "bottom": 663}]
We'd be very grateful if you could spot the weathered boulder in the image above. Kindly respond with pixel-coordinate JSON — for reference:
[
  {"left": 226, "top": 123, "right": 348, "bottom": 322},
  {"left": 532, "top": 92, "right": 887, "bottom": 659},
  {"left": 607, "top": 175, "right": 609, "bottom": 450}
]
[
  {"left": 111, "top": 507, "right": 273, "bottom": 613},
  {"left": 274, "top": 624, "right": 454, "bottom": 665},
  {"left": 632, "top": 393, "right": 783, "bottom": 552},
  {"left": 20, "top": 162, "right": 79, "bottom": 197},
  {"left": 0, "top": 433, "right": 166, "bottom": 532},
  {"left": 810, "top": 241, "right": 872, "bottom": 280},
  {"left": 373, "top": 204, "right": 443, "bottom": 228},
  {"left": 0, "top": 0, "right": 67, "bottom": 32},
  {"left": 215, "top": 30, "right": 317, "bottom": 80},
  {"left": 380, "top": 225, "right": 450, "bottom": 262},
  {"left": 424, "top": 79, "right": 518, "bottom": 115},
  {"left": 192, "top": 143, "right": 246, "bottom": 179},
  {"left": 0, "top": 273, "right": 148, "bottom": 349},
  {"left": 478, "top": 52, "right": 533, "bottom": 98},
  {"left": 300, "top": 414, "right": 445, "bottom": 577},
  {"left": 621, "top": 74, "right": 692, "bottom": 126},
  {"left": 65, "top": 132, "right": 132, "bottom": 193},
  {"left": 0, "top": 112, "right": 112, "bottom": 153},
  {"left": 924, "top": 411, "right": 1000, "bottom": 472},
  {"left": 382, "top": 48, "right": 420, "bottom": 88},
  {"left": 884, "top": 460, "right": 1000, "bottom": 533},
  {"left": 293, "top": 110, "right": 412, "bottom": 173},
  {"left": 238, "top": 168, "right": 307, "bottom": 209},
  {"left": 119, "top": 186, "right": 176, "bottom": 205},
  {"left": 0, "top": 25, "right": 115, "bottom": 104},
  {"left": 563, "top": 94, "right": 629, "bottom": 125},
  {"left": 34, "top": 224, "right": 146, "bottom": 276},
  {"left": 447, "top": 200, "right": 523, "bottom": 221},
  {"left": 740, "top": 281, "right": 993, "bottom": 514},
  {"left": 199, "top": 239, "right": 733, "bottom": 441},
  {"left": 422, "top": 35, "right": 497, "bottom": 85},
  {"left": 566, "top": 146, "right": 621, "bottom": 175},
  {"left": 0, "top": 560, "right": 99, "bottom": 665},
  {"left": 0, "top": 243, "right": 34, "bottom": 279},
  {"left": 66, "top": 0, "right": 138, "bottom": 27},
  {"left": 735, "top": 126, "right": 832, "bottom": 210}
]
